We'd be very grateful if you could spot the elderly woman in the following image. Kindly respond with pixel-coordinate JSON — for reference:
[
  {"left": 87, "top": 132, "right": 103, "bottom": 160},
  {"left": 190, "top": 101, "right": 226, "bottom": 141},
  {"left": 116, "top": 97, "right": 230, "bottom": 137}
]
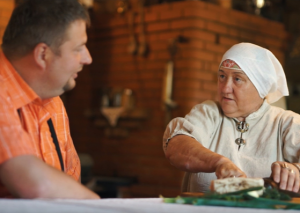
[{"left": 163, "top": 42, "right": 300, "bottom": 193}]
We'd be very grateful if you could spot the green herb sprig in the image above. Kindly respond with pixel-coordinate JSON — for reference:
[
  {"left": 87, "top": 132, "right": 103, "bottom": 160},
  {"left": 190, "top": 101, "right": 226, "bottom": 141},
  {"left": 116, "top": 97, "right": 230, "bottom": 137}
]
[{"left": 161, "top": 187, "right": 299, "bottom": 209}]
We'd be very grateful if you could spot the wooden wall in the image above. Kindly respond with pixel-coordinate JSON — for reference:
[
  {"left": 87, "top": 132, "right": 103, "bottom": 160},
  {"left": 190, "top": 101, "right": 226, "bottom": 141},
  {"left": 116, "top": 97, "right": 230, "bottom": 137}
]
[{"left": 0, "top": 0, "right": 14, "bottom": 44}]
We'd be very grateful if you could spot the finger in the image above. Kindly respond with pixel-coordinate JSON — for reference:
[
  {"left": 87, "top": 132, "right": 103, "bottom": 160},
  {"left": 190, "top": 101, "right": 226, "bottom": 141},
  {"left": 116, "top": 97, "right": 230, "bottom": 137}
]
[
  {"left": 279, "top": 167, "right": 289, "bottom": 190},
  {"left": 215, "top": 161, "right": 245, "bottom": 179},
  {"left": 236, "top": 172, "right": 247, "bottom": 178},
  {"left": 218, "top": 171, "right": 234, "bottom": 179},
  {"left": 216, "top": 169, "right": 242, "bottom": 179},
  {"left": 271, "top": 162, "right": 281, "bottom": 183},
  {"left": 215, "top": 165, "right": 233, "bottom": 178},
  {"left": 286, "top": 169, "right": 295, "bottom": 191},
  {"left": 215, "top": 169, "right": 227, "bottom": 179},
  {"left": 293, "top": 174, "right": 300, "bottom": 193},
  {"left": 225, "top": 171, "right": 246, "bottom": 179},
  {"left": 292, "top": 169, "right": 300, "bottom": 192}
]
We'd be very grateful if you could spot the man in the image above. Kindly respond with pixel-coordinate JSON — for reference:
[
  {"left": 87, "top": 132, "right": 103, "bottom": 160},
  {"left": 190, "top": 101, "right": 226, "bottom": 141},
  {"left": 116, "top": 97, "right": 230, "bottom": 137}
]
[{"left": 0, "top": 0, "right": 99, "bottom": 199}]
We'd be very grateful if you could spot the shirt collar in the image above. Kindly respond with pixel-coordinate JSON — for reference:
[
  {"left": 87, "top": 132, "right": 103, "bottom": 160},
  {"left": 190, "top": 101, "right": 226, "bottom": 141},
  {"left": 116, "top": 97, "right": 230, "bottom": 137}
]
[
  {"left": 228, "top": 99, "right": 270, "bottom": 123},
  {"left": 245, "top": 99, "right": 270, "bottom": 120},
  {"left": 0, "top": 51, "right": 41, "bottom": 109}
]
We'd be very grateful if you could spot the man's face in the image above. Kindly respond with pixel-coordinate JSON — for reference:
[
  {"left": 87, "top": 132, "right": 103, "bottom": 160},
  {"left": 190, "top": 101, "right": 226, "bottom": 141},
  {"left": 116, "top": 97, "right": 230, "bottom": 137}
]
[
  {"left": 45, "top": 19, "right": 92, "bottom": 98},
  {"left": 217, "top": 67, "right": 263, "bottom": 121}
]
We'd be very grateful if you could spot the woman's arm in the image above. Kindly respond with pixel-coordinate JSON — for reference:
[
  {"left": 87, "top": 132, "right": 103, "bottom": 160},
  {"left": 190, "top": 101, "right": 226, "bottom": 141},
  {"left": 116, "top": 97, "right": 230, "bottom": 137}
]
[{"left": 165, "top": 135, "right": 246, "bottom": 178}]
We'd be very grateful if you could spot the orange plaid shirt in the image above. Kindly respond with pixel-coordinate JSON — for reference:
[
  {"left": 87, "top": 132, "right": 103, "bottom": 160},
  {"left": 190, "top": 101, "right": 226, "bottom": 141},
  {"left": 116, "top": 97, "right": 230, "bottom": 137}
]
[{"left": 0, "top": 51, "right": 81, "bottom": 197}]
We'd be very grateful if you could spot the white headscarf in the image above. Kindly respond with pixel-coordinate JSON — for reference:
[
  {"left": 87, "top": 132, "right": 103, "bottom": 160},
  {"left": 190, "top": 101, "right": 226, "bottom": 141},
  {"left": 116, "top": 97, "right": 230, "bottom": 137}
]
[{"left": 220, "top": 43, "right": 289, "bottom": 104}]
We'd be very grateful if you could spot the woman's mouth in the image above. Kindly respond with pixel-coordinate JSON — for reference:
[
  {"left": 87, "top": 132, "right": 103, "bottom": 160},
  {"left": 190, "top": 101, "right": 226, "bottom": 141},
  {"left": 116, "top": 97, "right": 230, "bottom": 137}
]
[{"left": 223, "top": 97, "right": 233, "bottom": 101}]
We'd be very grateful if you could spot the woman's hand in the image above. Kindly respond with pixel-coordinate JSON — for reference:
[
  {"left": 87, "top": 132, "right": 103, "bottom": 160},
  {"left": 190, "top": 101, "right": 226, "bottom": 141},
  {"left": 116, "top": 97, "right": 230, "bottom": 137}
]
[
  {"left": 270, "top": 161, "right": 299, "bottom": 193},
  {"left": 214, "top": 158, "right": 247, "bottom": 179}
]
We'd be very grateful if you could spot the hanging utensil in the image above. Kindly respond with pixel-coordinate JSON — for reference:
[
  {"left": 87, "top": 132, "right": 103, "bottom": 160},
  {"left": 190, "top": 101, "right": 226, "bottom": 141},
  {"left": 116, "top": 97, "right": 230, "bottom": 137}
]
[
  {"left": 162, "top": 36, "right": 188, "bottom": 124},
  {"left": 127, "top": 11, "right": 138, "bottom": 55},
  {"left": 162, "top": 38, "right": 178, "bottom": 125},
  {"left": 137, "top": 0, "right": 148, "bottom": 56},
  {"left": 162, "top": 36, "right": 188, "bottom": 110},
  {"left": 162, "top": 60, "right": 177, "bottom": 110}
]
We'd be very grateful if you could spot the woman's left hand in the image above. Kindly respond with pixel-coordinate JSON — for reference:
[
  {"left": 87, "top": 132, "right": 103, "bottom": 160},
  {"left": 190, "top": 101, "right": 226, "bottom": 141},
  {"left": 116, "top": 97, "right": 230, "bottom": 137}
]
[{"left": 270, "top": 161, "right": 299, "bottom": 193}]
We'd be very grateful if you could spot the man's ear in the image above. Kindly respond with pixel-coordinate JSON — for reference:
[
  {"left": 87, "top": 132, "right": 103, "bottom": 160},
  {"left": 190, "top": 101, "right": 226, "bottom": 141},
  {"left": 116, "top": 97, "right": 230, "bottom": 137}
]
[{"left": 33, "top": 43, "right": 52, "bottom": 70}]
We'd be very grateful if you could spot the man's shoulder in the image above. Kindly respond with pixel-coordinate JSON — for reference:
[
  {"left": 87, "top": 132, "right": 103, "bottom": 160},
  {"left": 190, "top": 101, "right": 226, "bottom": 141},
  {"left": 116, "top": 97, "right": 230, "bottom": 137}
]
[
  {"left": 0, "top": 53, "right": 11, "bottom": 82},
  {"left": 0, "top": 80, "right": 12, "bottom": 109},
  {"left": 0, "top": 92, "right": 10, "bottom": 108},
  {"left": 0, "top": 90, "right": 19, "bottom": 126},
  {"left": 0, "top": 65, "right": 8, "bottom": 94}
]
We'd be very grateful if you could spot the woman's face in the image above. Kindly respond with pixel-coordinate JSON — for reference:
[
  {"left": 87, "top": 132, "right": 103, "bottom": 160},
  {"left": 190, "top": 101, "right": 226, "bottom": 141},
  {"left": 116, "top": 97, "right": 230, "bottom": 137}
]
[{"left": 217, "top": 67, "right": 263, "bottom": 121}]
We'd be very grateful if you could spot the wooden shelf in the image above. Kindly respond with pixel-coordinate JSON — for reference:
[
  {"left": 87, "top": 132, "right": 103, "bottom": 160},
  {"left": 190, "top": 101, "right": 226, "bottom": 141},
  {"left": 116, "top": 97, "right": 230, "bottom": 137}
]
[{"left": 84, "top": 107, "right": 149, "bottom": 138}]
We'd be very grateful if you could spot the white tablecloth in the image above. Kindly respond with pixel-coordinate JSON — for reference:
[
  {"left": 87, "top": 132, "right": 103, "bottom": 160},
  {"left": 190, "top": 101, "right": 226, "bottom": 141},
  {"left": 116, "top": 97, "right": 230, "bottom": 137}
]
[{"left": 0, "top": 198, "right": 298, "bottom": 213}]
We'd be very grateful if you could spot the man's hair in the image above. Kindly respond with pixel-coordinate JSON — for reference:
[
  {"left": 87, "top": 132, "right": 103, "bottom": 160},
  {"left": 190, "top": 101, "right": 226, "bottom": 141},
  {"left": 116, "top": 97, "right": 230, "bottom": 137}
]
[{"left": 1, "top": 0, "right": 90, "bottom": 59}]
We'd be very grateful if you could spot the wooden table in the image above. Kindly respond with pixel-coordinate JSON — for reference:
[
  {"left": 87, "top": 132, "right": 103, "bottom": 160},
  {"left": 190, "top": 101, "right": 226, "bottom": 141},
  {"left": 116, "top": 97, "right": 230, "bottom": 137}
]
[{"left": 1, "top": 197, "right": 300, "bottom": 213}]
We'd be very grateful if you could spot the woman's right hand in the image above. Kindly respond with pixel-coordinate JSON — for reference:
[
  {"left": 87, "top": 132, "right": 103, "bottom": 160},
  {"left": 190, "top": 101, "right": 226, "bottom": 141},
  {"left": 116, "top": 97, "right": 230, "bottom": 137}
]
[
  {"left": 214, "top": 157, "right": 247, "bottom": 179},
  {"left": 270, "top": 161, "right": 299, "bottom": 192}
]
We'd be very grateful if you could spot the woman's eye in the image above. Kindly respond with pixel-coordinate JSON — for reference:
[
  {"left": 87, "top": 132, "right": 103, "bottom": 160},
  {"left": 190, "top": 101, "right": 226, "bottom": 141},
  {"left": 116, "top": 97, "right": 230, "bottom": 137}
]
[
  {"left": 235, "top": 77, "right": 241, "bottom": 82},
  {"left": 219, "top": 74, "right": 225, "bottom": 79}
]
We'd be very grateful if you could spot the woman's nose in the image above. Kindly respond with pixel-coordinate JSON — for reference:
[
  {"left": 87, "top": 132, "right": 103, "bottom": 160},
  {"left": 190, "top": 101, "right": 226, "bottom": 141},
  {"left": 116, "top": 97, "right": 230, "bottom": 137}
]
[{"left": 221, "top": 79, "right": 233, "bottom": 94}]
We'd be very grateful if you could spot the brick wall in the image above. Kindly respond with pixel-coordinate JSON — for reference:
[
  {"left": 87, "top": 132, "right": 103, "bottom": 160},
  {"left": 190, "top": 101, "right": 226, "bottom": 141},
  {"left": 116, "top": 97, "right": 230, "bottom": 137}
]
[
  {"left": 0, "top": 0, "right": 14, "bottom": 44},
  {"left": 0, "top": 0, "right": 288, "bottom": 198},
  {"left": 65, "top": 1, "right": 288, "bottom": 198}
]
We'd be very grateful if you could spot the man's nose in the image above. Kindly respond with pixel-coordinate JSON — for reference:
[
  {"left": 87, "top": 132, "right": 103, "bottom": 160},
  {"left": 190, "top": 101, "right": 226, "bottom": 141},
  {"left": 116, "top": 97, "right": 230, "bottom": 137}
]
[{"left": 82, "top": 46, "right": 92, "bottom": 65}]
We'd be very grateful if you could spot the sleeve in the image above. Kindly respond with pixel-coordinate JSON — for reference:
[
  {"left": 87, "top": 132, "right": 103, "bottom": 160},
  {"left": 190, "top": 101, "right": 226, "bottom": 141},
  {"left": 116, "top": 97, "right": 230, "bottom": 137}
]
[
  {"left": 280, "top": 110, "right": 300, "bottom": 163},
  {"left": 0, "top": 95, "right": 35, "bottom": 165},
  {"left": 162, "top": 100, "right": 222, "bottom": 153}
]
